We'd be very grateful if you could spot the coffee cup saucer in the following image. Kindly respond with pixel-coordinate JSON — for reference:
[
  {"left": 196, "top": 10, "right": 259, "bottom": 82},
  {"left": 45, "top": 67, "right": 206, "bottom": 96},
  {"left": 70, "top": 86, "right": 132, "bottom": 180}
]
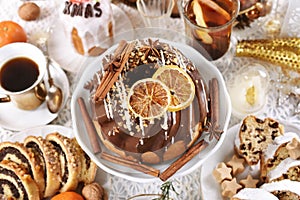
[{"left": 0, "top": 60, "right": 69, "bottom": 131}]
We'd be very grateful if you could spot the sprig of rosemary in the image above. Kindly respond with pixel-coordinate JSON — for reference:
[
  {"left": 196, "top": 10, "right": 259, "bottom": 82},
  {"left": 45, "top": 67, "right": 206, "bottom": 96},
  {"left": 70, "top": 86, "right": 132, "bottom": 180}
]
[{"left": 153, "top": 181, "right": 179, "bottom": 200}]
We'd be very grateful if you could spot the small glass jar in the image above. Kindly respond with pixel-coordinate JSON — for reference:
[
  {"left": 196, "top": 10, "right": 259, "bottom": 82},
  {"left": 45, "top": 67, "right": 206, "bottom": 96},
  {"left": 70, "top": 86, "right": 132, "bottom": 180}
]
[{"left": 227, "top": 62, "right": 270, "bottom": 119}]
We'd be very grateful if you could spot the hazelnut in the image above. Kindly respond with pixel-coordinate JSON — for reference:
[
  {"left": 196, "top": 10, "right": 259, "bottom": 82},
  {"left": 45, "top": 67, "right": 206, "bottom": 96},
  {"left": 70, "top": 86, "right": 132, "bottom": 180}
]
[
  {"left": 18, "top": 2, "right": 40, "bottom": 21},
  {"left": 82, "top": 182, "right": 106, "bottom": 200}
]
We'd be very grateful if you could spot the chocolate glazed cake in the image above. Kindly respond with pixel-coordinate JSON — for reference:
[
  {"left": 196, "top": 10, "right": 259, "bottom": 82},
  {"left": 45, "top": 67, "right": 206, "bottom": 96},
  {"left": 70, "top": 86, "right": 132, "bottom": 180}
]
[{"left": 85, "top": 39, "right": 209, "bottom": 164}]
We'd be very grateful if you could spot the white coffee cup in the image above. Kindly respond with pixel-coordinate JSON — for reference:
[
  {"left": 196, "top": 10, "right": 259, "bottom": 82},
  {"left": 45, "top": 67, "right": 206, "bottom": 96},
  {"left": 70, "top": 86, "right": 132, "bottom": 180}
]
[{"left": 0, "top": 42, "right": 47, "bottom": 110}]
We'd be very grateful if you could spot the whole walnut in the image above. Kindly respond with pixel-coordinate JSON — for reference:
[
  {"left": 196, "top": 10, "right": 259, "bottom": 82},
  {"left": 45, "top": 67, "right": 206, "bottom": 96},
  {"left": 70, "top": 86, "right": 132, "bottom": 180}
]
[
  {"left": 82, "top": 182, "right": 106, "bottom": 200},
  {"left": 18, "top": 2, "right": 40, "bottom": 21}
]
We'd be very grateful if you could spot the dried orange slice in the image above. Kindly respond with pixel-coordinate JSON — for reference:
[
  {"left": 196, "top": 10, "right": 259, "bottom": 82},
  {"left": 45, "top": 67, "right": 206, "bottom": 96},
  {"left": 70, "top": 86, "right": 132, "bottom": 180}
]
[
  {"left": 127, "top": 78, "right": 171, "bottom": 120},
  {"left": 152, "top": 65, "right": 195, "bottom": 112}
]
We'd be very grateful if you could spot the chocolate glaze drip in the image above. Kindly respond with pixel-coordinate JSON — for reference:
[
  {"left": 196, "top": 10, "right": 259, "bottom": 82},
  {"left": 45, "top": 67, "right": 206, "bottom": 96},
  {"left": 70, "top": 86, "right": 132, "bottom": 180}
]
[
  {"left": 137, "top": 112, "right": 180, "bottom": 152},
  {"left": 0, "top": 167, "right": 28, "bottom": 200},
  {"left": 188, "top": 67, "right": 209, "bottom": 127}
]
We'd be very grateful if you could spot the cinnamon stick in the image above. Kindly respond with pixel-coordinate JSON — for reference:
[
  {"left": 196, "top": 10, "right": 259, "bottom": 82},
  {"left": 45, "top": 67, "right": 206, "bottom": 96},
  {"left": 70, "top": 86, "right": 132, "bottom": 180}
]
[
  {"left": 94, "top": 41, "right": 135, "bottom": 101},
  {"left": 77, "top": 97, "right": 102, "bottom": 154},
  {"left": 209, "top": 78, "right": 222, "bottom": 140},
  {"left": 159, "top": 139, "right": 208, "bottom": 181},
  {"left": 101, "top": 152, "right": 160, "bottom": 177}
]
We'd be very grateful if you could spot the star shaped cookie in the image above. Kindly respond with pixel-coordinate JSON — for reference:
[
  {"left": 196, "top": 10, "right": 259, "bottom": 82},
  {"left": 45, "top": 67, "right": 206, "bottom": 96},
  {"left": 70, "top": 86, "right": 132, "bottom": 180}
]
[
  {"left": 240, "top": 174, "right": 259, "bottom": 188},
  {"left": 286, "top": 138, "right": 300, "bottom": 160},
  {"left": 213, "top": 162, "right": 232, "bottom": 183},
  {"left": 221, "top": 178, "right": 242, "bottom": 198},
  {"left": 227, "top": 155, "right": 245, "bottom": 175}
]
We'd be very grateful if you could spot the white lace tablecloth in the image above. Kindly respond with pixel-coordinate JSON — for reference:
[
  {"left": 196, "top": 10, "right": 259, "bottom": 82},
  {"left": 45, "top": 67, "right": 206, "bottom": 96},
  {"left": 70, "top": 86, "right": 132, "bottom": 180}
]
[{"left": 0, "top": 0, "right": 300, "bottom": 199}]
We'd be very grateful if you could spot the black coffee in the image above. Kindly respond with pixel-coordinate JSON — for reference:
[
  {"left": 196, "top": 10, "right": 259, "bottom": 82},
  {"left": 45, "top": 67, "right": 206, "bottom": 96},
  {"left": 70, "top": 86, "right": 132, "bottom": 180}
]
[{"left": 0, "top": 57, "right": 39, "bottom": 92}]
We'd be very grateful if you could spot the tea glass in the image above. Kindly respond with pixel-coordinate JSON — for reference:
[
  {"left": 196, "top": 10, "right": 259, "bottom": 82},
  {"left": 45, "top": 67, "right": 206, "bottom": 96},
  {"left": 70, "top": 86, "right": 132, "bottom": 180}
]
[
  {"left": 178, "top": 0, "right": 240, "bottom": 62},
  {"left": 136, "top": 0, "right": 175, "bottom": 28},
  {"left": 0, "top": 43, "right": 47, "bottom": 110}
]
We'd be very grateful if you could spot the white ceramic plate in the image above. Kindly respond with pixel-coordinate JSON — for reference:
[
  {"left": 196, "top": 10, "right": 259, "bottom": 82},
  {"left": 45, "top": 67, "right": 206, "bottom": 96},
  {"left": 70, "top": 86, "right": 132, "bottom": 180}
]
[
  {"left": 71, "top": 38, "right": 232, "bottom": 182},
  {"left": 0, "top": 60, "right": 69, "bottom": 131},
  {"left": 48, "top": 4, "right": 134, "bottom": 73},
  {"left": 0, "top": 125, "right": 109, "bottom": 199},
  {"left": 200, "top": 121, "right": 300, "bottom": 200}
]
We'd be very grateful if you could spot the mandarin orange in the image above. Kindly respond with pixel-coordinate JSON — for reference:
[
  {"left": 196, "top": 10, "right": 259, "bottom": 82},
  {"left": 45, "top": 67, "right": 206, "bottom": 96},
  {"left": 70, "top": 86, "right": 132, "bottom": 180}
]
[
  {"left": 51, "top": 191, "right": 84, "bottom": 200},
  {"left": 0, "top": 21, "right": 27, "bottom": 47}
]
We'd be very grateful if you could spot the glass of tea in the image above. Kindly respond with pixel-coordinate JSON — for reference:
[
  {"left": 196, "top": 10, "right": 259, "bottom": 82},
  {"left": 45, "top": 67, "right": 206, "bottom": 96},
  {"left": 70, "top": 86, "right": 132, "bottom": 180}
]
[
  {"left": 136, "top": 0, "right": 175, "bottom": 28},
  {"left": 0, "top": 43, "right": 47, "bottom": 110},
  {"left": 178, "top": 0, "right": 240, "bottom": 61}
]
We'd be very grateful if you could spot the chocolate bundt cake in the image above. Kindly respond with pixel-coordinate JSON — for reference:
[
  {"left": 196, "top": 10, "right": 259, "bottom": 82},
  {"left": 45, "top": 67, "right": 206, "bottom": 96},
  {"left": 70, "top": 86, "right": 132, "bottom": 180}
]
[
  {"left": 0, "top": 142, "right": 44, "bottom": 198},
  {"left": 0, "top": 160, "right": 40, "bottom": 200},
  {"left": 24, "top": 136, "right": 62, "bottom": 198},
  {"left": 85, "top": 39, "right": 209, "bottom": 164}
]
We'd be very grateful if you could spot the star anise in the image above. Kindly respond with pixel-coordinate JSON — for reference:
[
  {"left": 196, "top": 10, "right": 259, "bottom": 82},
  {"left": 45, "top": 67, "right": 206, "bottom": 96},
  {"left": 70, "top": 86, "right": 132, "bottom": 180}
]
[
  {"left": 207, "top": 121, "right": 223, "bottom": 141},
  {"left": 140, "top": 39, "right": 161, "bottom": 59},
  {"left": 103, "top": 54, "right": 122, "bottom": 72}
]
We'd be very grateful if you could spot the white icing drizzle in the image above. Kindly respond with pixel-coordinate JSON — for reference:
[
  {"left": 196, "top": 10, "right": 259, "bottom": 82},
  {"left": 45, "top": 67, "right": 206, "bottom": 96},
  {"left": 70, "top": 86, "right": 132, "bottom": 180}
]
[
  {"left": 139, "top": 118, "right": 145, "bottom": 137},
  {"left": 160, "top": 50, "right": 165, "bottom": 66},
  {"left": 172, "top": 112, "right": 176, "bottom": 125},
  {"left": 164, "top": 131, "right": 168, "bottom": 141},
  {"left": 161, "top": 112, "right": 168, "bottom": 130},
  {"left": 139, "top": 138, "right": 144, "bottom": 146},
  {"left": 59, "top": 0, "right": 114, "bottom": 55},
  {"left": 233, "top": 188, "right": 278, "bottom": 200},
  {"left": 103, "top": 98, "right": 110, "bottom": 119},
  {"left": 189, "top": 102, "right": 193, "bottom": 135},
  {"left": 175, "top": 49, "right": 186, "bottom": 71},
  {"left": 104, "top": 92, "right": 113, "bottom": 119},
  {"left": 116, "top": 76, "right": 132, "bottom": 131},
  {"left": 261, "top": 179, "right": 300, "bottom": 196},
  {"left": 268, "top": 157, "right": 300, "bottom": 181}
]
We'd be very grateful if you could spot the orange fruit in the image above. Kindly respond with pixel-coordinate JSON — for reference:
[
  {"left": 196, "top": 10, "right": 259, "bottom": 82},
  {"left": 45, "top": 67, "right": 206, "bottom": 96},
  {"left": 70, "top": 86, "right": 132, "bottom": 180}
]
[
  {"left": 51, "top": 191, "right": 84, "bottom": 200},
  {"left": 128, "top": 78, "right": 171, "bottom": 120},
  {"left": 0, "top": 21, "right": 27, "bottom": 47},
  {"left": 152, "top": 65, "right": 195, "bottom": 112}
]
